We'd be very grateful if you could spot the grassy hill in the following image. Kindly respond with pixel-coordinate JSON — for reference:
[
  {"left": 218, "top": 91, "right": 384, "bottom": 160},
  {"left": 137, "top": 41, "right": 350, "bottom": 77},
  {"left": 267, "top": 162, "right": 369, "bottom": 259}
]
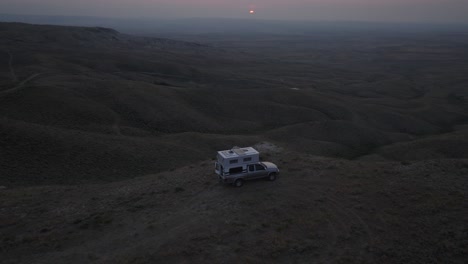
[
  {"left": 0, "top": 22, "right": 467, "bottom": 263},
  {"left": 1, "top": 22, "right": 468, "bottom": 186},
  {"left": 1, "top": 153, "right": 467, "bottom": 263}
]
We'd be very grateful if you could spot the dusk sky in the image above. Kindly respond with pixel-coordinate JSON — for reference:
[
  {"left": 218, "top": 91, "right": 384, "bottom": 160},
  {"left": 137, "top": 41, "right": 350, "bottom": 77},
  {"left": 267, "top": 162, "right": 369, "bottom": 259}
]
[{"left": 1, "top": 0, "right": 467, "bottom": 23}]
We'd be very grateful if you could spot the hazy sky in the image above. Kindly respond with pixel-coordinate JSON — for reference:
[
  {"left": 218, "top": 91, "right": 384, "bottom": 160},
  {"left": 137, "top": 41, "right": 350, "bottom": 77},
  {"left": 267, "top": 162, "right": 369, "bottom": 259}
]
[{"left": 1, "top": 0, "right": 468, "bottom": 23}]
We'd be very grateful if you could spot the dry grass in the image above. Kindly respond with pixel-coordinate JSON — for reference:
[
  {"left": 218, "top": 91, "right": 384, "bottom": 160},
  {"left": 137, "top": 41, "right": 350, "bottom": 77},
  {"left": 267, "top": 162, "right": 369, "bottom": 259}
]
[{"left": 0, "top": 22, "right": 467, "bottom": 263}]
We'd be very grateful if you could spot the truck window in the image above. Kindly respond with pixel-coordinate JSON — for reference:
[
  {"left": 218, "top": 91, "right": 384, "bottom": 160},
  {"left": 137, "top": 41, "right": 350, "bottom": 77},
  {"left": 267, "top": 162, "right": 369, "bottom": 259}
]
[
  {"left": 229, "top": 167, "right": 243, "bottom": 174},
  {"left": 255, "top": 164, "right": 265, "bottom": 171},
  {"left": 248, "top": 164, "right": 255, "bottom": 171}
]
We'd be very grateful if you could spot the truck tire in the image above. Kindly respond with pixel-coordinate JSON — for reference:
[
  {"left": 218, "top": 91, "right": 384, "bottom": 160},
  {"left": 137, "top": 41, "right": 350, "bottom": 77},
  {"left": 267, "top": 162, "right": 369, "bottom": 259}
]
[
  {"left": 234, "top": 179, "right": 243, "bottom": 187},
  {"left": 268, "top": 173, "right": 277, "bottom": 181}
]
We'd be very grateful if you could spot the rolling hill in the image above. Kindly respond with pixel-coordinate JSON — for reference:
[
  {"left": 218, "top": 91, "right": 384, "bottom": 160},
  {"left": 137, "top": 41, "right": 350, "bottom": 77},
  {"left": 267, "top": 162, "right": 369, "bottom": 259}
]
[{"left": 0, "top": 22, "right": 467, "bottom": 263}]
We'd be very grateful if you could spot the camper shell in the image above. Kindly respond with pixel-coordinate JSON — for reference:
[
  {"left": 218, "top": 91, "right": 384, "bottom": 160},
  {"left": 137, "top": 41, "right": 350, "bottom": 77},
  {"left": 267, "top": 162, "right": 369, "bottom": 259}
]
[{"left": 215, "top": 147, "right": 259, "bottom": 176}]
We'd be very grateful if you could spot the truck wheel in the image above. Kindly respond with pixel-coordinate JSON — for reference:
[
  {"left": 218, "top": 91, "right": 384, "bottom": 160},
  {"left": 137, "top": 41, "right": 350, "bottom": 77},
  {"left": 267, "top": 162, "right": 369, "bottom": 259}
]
[
  {"left": 234, "top": 179, "right": 243, "bottom": 187},
  {"left": 268, "top": 173, "right": 277, "bottom": 181}
]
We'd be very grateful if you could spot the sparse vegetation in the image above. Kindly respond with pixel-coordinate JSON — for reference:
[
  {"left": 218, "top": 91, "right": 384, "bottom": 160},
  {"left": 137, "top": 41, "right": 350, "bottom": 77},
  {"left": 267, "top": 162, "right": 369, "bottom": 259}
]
[
  {"left": 174, "top": 187, "right": 185, "bottom": 193},
  {"left": 0, "top": 22, "right": 466, "bottom": 264}
]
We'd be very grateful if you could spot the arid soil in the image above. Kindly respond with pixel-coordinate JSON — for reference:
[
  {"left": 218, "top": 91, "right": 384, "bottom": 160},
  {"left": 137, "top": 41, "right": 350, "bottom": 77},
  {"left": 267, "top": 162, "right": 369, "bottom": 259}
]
[{"left": 1, "top": 148, "right": 467, "bottom": 263}]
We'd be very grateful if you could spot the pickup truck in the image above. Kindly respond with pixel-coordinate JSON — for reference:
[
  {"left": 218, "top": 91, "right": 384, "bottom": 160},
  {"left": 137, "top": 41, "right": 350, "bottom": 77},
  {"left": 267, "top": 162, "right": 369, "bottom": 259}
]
[{"left": 217, "top": 161, "right": 280, "bottom": 187}]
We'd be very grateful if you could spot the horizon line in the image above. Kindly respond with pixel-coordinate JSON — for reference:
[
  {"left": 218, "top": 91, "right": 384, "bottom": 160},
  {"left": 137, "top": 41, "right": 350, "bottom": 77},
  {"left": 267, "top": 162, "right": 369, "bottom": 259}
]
[{"left": 1, "top": 12, "right": 468, "bottom": 26}]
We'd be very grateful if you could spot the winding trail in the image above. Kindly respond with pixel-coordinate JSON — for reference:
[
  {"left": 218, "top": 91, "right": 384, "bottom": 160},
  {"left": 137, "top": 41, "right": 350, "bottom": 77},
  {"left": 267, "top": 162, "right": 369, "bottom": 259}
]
[
  {"left": 6, "top": 50, "right": 18, "bottom": 83},
  {"left": 0, "top": 73, "right": 44, "bottom": 97}
]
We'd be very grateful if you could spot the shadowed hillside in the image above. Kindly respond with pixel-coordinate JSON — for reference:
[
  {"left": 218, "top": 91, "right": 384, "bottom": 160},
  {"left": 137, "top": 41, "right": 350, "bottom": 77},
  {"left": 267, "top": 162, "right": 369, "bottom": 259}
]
[
  {"left": 1, "top": 22, "right": 468, "bottom": 186},
  {"left": 0, "top": 22, "right": 467, "bottom": 264}
]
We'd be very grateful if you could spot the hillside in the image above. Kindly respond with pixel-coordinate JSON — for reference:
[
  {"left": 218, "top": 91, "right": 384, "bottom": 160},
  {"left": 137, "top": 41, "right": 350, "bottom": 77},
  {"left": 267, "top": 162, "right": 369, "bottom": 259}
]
[
  {"left": 1, "top": 23, "right": 467, "bottom": 186},
  {"left": 1, "top": 151, "right": 467, "bottom": 263},
  {"left": 0, "top": 22, "right": 467, "bottom": 263}
]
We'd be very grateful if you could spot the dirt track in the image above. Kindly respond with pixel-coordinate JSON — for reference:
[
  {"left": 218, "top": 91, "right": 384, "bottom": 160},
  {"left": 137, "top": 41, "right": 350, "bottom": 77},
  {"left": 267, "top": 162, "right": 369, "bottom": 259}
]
[
  {"left": 6, "top": 50, "right": 18, "bottom": 82},
  {"left": 0, "top": 72, "right": 43, "bottom": 96}
]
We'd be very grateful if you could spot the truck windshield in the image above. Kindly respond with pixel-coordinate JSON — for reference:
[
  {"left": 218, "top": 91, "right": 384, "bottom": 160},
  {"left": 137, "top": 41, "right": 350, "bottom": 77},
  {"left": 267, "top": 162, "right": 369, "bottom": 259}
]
[{"left": 255, "top": 164, "right": 265, "bottom": 171}]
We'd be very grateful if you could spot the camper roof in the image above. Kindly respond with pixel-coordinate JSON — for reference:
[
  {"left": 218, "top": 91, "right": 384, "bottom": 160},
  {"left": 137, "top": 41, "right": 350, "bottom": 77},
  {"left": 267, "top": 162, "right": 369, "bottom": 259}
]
[{"left": 218, "top": 147, "right": 259, "bottom": 159}]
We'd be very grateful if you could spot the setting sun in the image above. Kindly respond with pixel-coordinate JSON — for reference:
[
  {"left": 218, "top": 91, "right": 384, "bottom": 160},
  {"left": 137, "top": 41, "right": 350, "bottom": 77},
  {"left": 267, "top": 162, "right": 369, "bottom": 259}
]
[{"left": 249, "top": 10, "right": 255, "bottom": 14}]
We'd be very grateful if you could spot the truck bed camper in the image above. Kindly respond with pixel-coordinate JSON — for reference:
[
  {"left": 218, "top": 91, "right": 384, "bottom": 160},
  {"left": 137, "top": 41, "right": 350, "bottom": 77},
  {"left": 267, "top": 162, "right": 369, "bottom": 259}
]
[{"left": 215, "top": 146, "right": 279, "bottom": 187}]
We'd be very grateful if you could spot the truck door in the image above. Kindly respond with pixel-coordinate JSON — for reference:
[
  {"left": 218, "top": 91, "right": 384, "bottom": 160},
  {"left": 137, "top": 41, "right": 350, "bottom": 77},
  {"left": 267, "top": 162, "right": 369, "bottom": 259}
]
[
  {"left": 253, "top": 163, "right": 267, "bottom": 179},
  {"left": 247, "top": 163, "right": 266, "bottom": 179},
  {"left": 247, "top": 164, "right": 257, "bottom": 179}
]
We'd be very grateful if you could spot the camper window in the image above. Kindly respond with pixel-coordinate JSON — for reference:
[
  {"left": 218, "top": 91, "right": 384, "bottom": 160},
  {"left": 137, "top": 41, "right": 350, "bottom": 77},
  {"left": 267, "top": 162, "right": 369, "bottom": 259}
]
[
  {"left": 229, "top": 159, "right": 238, "bottom": 164},
  {"left": 243, "top": 157, "right": 252, "bottom": 162}
]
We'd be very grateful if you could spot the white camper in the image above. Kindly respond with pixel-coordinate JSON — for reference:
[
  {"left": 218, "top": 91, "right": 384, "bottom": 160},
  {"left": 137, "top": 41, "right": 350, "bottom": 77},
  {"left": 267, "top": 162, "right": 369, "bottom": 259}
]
[{"left": 215, "top": 147, "right": 260, "bottom": 176}]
